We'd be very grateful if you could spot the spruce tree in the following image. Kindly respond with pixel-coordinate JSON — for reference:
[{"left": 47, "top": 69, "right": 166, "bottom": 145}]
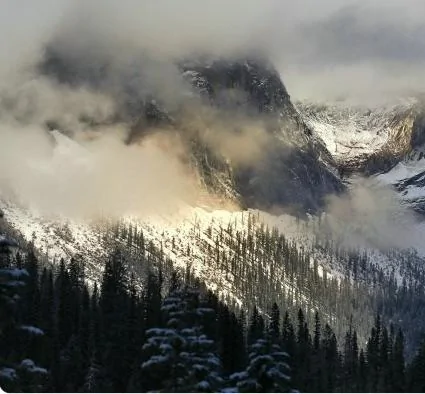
[
  {"left": 229, "top": 338, "right": 292, "bottom": 392},
  {"left": 391, "top": 328, "right": 405, "bottom": 392},
  {"left": 0, "top": 244, "right": 48, "bottom": 392},
  {"left": 141, "top": 286, "right": 223, "bottom": 392},
  {"left": 269, "top": 302, "right": 280, "bottom": 342},
  {"left": 99, "top": 250, "right": 131, "bottom": 391}
]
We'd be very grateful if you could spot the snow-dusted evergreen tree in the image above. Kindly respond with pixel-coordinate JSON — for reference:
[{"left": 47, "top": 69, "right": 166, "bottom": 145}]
[
  {"left": 228, "top": 338, "right": 292, "bottom": 393},
  {"left": 0, "top": 264, "right": 28, "bottom": 390},
  {"left": 0, "top": 240, "right": 48, "bottom": 392},
  {"left": 140, "top": 285, "right": 223, "bottom": 392}
]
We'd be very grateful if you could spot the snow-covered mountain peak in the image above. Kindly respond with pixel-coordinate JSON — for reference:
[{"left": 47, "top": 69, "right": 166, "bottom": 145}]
[{"left": 296, "top": 98, "right": 419, "bottom": 171}]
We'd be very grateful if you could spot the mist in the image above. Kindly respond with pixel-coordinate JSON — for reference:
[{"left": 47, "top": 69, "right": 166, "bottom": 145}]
[
  {"left": 322, "top": 177, "right": 423, "bottom": 251},
  {"left": 1, "top": 0, "right": 425, "bottom": 221},
  {"left": 0, "top": 0, "right": 294, "bottom": 219},
  {"left": 0, "top": 120, "right": 202, "bottom": 219}
]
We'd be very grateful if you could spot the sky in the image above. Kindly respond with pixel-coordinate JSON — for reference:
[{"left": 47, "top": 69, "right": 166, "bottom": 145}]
[
  {"left": 2, "top": 0, "right": 425, "bottom": 102},
  {"left": 273, "top": 0, "right": 425, "bottom": 103}
]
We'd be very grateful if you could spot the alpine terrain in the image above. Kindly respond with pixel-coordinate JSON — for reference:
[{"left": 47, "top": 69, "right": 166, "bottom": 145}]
[{"left": 2, "top": 1, "right": 425, "bottom": 392}]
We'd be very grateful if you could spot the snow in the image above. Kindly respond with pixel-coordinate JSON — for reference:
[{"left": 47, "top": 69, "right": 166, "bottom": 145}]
[
  {"left": 141, "top": 355, "right": 170, "bottom": 369},
  {"left": 159, "top": 343, "right": 173, "bottom": 352},
  {"left": 229, "top": 372, "right": 247, "bottom": 380},
  {"left": 20, "top": 359, "right": 48, "bottom": 374},
  {"left": 0, "top": 367, "right": 17, "bottom": 381},
  {"left": 197, "top": 380, "right": 210, "bottom": 390},
  {"left": 221, "top": 387, "right": 238, "bottom": 393},
  {"left": 0, "top": 192, "right": 410, "bottom": 312},
  {"left": 19, "top": 325, "right": 44, "bottom": 336},
  {"left": 3, "top": 280, "right": 26, "bottom": 287},
  {"left": 296, "top": 99, "right": 416, "bottom": 165},
  {"left": 0, "top": 198, "right": 108, "bottom": 282},
  {"left": 0, "top": 268, "right": 28, "bottom": 278},
  {"left": 378, "top": 159, "right": 425, "bottom": 184},
  {"left": 401, "top": 185, "right": 425, "bottom": 200},
  {"left": 145, "top": 328, "right": 176, "bottom": 337}
]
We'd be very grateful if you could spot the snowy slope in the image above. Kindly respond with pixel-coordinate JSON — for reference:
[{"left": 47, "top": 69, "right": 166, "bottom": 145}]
[
  {"left": 378, "top": 158, "right": 425, "bottom": 184},
  {"left": 3, "top": 193, "right": 423, "bottom": 292},
  {"left": 296, "top": 99, "right": 417, "bottom": 170},
  {"left": 377, "top": 159, "right": 425, "bottom": 214},
  {"left": 296, "top": 98, "right": 425, "bottom": 215},
  {"left": 0, "top": 196, "right": 317, "bottom": 304}
]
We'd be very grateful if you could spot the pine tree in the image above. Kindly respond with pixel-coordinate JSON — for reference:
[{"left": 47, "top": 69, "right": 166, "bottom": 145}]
[
  {"left": 408, "top": 335, "right": 425, "bottom": 392},
  {"left": 248, "top": 306, "right": 265, "bottom": 345},
  {"left": 322, "top": 323, "right": 339, "bottom": 392},
  {"left": 141, "top": 286, "right": 223, "bottom": 392},
  {"left": 0, "top": 245, "right": 48, "bottom": 392},
  {"left": 38, "top": 268, "right": 55, "bottom": 370},
  {"left": 342, "top": 324, "right": 359, "bottom": 392},
  {"left": 312, "top": 311, "right": 325, "bottom": 392},
  {"left": 269, "top": 303, "right": 280, "bottom": 343},
  {"left": 82, "top": 354, "right": 106, "bottom": 393},
  {"left": 367, "top": 315, "right": 382, "bottom": 392},
  {"left": 358, "top": 349, "right": 367, "bottom": 392},
  {"left": 391, "top": 328, "right": 405, "bottom": 392},
  {"left": 294, "top": 308, "right": 312, "bottom": 391},
  {"left": 99, "top": 250, "right": 132, "bottom": 391},
  {"left": 229, "top": 338, "right": 292, "bottom": 392},
  {"left": 143, "top": 270, "right": 162, "bottom": 330},
  {"left": 378, "top": 326, "right": 390, "bottom": 392},
  {"left": 313, "top": 311, "right": 321, "bottom": 351},
  {"left": 56, "top": 259, "right": 73, "bottom": 347},
  {"left": 23, "top": 245, "right": 41, "bottom": 328},
  {"left": 281, "top": 311, "right": 295, "bottom": 360}
]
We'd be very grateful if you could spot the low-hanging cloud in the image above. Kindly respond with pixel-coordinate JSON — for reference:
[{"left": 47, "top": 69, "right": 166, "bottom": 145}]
[
  {"left": 322, "top": 177, "right": 423, "bottom": 251},
  {"left": 0, "top": 77, "right": 116, "bottom": 132},
  {"left": 176, "top": 103, "right": 276, "bottom": 168},
  {"left": 0, "top": 121, "right": 200, "bottom": 219},
  {"left": 0, "top": 0, "right": 285, "bottom": 218}
]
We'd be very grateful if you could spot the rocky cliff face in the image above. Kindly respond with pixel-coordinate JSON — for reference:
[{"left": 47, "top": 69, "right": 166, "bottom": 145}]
[
  {"left": 297, "top": 100, "right": 419, "bottom": 174},
  {"left": 39, "top": 49, "right": 344, "bottom": 214},
  {"left": 177, "top": 57, "right": 343, "bottom": 213},
  {"left": 297, "top": 98, "right": 425, "bottom": 214}
]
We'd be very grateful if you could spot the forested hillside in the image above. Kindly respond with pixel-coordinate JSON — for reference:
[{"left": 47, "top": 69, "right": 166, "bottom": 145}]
[{"left": 2, "top": 232, "right": 425, "bottom": 392}]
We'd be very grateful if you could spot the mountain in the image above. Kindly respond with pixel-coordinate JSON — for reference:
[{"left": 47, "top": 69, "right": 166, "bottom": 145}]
[
  {"left": 297, "top": 98, "right": 425, "bottom": 215},
  {"left": 296, "top": 99, "right": 418, "bottom": 173},
  {"left": 40, "top": 48, "right": 343, "bottom": 214},
  {"left": 3, "top": 48, "right": 425, "bottom": 363}
]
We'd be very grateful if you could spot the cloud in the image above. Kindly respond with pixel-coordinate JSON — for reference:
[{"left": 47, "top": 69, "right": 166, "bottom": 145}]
[
  {"left": 322, "top": 176, "right": 422, "bottom": 251},
  {"left": 51, "top": 0, "right": 280, "bottom": 57},
  {"left": 272, "top": 0, "right": 425, "bottom": 103},
  {"left": 0, "top": 122, "right": 199, "bottom": 219},
  {"left": 4, "top": 0, "right": 425, "bottom": 104},
  {"left": 0, "top": 0, "right": 290, "bottom": 220},
  {"left": 175, "top": 103, "right": 276, "bottom": 168},
  {"left": 0, "top": 77, "right": 116, "bottom": 132}
]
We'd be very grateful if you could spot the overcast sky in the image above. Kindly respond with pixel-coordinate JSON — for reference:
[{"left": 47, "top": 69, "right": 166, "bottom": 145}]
[{"left": 2, "top": 0, "right": 425, "bottom": 103}]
